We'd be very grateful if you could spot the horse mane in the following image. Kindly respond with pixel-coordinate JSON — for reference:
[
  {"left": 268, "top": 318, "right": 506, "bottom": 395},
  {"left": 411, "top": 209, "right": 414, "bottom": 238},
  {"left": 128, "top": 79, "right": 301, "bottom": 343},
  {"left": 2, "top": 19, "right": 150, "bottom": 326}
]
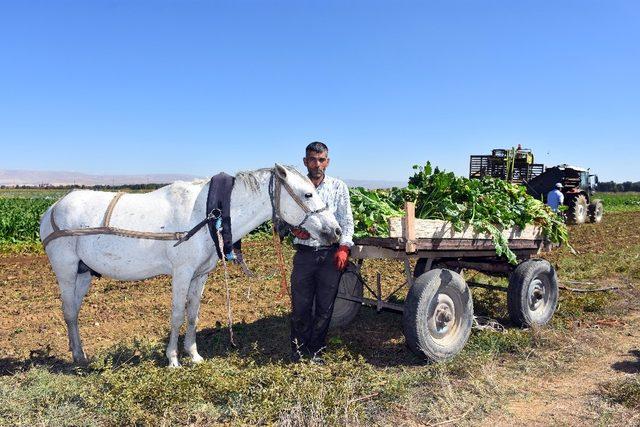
[{"left": 234, "top": 165, "right": 307, "bottom": 193}]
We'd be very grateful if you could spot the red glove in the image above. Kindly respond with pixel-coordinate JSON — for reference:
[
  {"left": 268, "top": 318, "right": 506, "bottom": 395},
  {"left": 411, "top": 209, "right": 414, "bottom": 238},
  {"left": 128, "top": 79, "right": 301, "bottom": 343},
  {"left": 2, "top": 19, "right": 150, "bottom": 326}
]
[
  {"left": 334, "top": 245, "right": 350, "bottom": 271},
  {"left": 291, "top": 228, "right": 310, "bottom": 240}
]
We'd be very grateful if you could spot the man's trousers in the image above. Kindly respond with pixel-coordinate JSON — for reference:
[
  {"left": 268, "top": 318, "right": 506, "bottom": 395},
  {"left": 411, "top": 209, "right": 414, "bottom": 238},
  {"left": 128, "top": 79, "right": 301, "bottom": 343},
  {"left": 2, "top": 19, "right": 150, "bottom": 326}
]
[{"left": 290, "top": 245, "right": 342, "bottom": 358}]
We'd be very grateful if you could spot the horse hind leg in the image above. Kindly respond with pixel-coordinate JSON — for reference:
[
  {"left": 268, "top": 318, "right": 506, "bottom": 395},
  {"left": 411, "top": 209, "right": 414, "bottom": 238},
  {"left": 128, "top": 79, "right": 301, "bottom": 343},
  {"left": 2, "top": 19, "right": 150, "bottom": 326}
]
[
  {"left": 166, "top": 267, "right": 195, "bottom": 367},
  {"left": 50, "top": 255, "right": 93, "bottom": 363},
  {"left": 184, "top": 274, "right": 208, "bottom": 363}
]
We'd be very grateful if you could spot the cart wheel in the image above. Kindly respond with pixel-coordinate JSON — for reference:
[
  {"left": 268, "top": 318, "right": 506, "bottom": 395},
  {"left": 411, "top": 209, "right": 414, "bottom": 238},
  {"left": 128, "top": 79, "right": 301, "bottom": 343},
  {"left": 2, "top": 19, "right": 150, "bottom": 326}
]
[
  {"left": 507, "top": 259, "right": 558, "bottom": 327},
  {"left": 402, "top": 269, "right": 473, "bottom": 361},
  {"left": 330, "top": 262, "right": 364, "bottom": 328}
]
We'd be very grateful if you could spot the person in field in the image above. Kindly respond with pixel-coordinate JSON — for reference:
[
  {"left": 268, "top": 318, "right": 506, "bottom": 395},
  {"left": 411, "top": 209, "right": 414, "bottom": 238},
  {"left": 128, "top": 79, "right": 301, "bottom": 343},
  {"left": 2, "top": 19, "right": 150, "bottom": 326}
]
[
  {"left": 547, "top": 182, "right": 564, "bottom": 212},
  {"left": 289, "top": 141, "right": 354, "bottom": 363}
]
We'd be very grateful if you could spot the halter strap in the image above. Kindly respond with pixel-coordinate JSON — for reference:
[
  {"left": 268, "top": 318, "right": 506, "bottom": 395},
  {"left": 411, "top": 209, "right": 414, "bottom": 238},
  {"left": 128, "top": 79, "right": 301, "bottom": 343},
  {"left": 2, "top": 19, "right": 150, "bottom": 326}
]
[{"left": 269, "top": 169, "right": 328, "bottom": 228}]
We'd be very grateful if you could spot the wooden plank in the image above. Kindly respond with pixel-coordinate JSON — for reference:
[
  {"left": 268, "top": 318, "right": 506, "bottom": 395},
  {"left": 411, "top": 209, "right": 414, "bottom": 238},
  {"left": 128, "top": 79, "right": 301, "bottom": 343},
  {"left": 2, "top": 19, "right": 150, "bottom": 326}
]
[
  {"left": 350, "top": 244, "right": 541, "bottom": 260},
  {"left": 389, "top": 217, "right": 542, "bottom": 240},
  {"left": 412, "top": 238, "right": 541, "bottom": 251},
  {"left": 352, "top": 237, "right": 541, "bottom": 251},
  {"left": 403, "top": 202, "right": 417, "bottom": 253}
]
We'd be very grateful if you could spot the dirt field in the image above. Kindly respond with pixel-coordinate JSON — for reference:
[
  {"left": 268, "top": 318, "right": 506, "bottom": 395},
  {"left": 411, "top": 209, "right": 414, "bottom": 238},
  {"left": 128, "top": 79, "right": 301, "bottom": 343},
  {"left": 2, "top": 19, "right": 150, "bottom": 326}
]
[{"left": 1, "top": 212, "right": 639, "bottom": 425}]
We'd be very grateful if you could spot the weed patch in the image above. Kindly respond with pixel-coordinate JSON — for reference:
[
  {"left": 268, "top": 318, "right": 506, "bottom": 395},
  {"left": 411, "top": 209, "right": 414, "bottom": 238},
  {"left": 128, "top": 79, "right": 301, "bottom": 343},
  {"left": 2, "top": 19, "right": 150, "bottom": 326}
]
[{"left": 600, "top": 376, "right": 640, "bottom": 410}]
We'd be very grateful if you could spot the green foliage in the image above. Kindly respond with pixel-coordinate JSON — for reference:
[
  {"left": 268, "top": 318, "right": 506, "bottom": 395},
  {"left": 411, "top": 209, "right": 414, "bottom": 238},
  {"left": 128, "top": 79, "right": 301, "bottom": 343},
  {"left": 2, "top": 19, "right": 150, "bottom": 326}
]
[
  {"left": 350, "top": 162, "right": 570, "bottom": 263},
  {"left": 464, "top": 329, "right": 534, "bottom": 357},
  {"left": 0, "top": 348, "right": 382, "bottom": 426},
  {"left": 556, "top": 291, "right": 611, "bottom": 319},
  {"left": 0, "top": 198, "right": 55, "bottom": 244},
  {"left": 598, "top": 192, "right": 640, "bottom": 213},
  {"left": 349, "top": 187, "right": 404, "bottom": 238}
]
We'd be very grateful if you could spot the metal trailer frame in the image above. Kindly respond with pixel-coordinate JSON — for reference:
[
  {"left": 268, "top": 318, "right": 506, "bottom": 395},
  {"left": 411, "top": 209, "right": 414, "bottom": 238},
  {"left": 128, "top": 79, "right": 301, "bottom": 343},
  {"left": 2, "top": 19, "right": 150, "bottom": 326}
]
[
  {"left": 331, "top": 202, "right": 559, "bottom": 361},
  {"left": 341, "top": 236, "right": 545, "bottom": 314}
]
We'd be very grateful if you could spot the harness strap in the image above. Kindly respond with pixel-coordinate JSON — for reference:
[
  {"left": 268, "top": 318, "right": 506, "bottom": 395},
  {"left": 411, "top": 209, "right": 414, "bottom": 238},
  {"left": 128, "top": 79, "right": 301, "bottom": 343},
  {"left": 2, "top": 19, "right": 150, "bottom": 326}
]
[
  {"left": 50, "top": 209, "right": 60, "bottom": 232},
  {"left": 42, "top": 226, "right": 185, "bottom": 249},
  {"left": 269, "top": 172, "right": 328, "bottom": 229},
  {"left": 280, "top": 179, "right": 310, "bottom": 213},
  {"left": 173, "top": 210, "right": 220, "bottom": 247},
  {"left": 102, "top": 192, "right": 125, "bottom": 227}
]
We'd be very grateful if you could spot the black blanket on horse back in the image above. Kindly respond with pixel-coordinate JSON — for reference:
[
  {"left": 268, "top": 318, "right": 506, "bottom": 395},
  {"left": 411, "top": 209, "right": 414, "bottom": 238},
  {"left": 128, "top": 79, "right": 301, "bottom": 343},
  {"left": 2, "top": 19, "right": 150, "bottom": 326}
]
[{"left": 207, "top": 172, "right": 240, "bottom": 259}]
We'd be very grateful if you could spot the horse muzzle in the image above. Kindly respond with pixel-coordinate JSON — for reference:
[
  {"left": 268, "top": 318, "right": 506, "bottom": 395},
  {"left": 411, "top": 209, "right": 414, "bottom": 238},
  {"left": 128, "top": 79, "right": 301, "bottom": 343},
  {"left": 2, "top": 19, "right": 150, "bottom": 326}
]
[{"left": 320, "top": 226, "right": 342, "bottom": 245}]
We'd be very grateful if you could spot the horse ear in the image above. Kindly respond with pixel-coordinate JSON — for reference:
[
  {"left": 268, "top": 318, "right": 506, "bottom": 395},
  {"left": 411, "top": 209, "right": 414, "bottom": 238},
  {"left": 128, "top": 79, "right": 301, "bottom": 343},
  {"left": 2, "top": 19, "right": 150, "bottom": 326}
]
[{"left": 274, "top": 164, "right": 288, "bottom": 180}]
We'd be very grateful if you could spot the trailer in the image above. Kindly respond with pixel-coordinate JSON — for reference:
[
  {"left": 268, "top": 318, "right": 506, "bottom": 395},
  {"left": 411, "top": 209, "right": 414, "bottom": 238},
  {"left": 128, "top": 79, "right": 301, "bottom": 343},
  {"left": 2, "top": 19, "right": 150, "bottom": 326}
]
[{"left": 331, "top": 202, "right": 559, "bottom": 361}]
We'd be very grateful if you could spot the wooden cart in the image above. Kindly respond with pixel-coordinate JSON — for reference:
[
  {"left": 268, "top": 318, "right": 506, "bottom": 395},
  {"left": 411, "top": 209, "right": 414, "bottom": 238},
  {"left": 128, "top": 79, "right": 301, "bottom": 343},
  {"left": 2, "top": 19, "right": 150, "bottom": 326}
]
[{"left": 331, "top": 203, "right": 559, "bottom": 361}]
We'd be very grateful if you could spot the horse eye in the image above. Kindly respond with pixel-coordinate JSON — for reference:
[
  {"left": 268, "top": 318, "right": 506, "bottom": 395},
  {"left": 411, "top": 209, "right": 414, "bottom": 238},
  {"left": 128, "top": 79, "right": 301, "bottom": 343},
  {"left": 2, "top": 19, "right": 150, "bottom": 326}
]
[{"left": 304, "top": 193, "right": 313, "bottom": 199}]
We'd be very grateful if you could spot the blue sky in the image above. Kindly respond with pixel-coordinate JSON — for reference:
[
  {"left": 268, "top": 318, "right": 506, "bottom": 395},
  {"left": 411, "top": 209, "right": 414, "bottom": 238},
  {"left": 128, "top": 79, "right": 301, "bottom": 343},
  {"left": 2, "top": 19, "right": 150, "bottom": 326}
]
[{"left": 1, "top": 0, "right": 638, "bottom": 182}]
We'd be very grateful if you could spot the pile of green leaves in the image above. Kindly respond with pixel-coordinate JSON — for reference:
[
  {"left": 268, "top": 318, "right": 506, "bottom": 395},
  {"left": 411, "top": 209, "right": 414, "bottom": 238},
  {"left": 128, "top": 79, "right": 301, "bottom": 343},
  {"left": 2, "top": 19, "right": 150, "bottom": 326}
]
[
  {"left": 349, "top": 162, "right": 569, "bottom": 263},
  {"left": 349, "top": 187, "right": 404, "bottom": 238}
]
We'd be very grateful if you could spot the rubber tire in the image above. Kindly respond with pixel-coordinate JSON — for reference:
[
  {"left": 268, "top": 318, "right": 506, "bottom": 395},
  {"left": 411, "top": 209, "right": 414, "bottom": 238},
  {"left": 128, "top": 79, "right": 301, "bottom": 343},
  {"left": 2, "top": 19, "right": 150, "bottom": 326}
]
[
  {"left": 413, "top": 258, "right": 451, "bottom": 279},
  {"left": 507, "top": 259, "right": 558, "bottom": 327},
  {"left": 567, "top": 194, "right": 588, "bottom": 224},
  {"left": 588, "top": 199, "right": 603, "bottom": 223},
  {"left": 329, "top": 262, "right": 364, "bottom": 329},
  {"left": 402, "top": 269, "right": 474, "bottom": 362}
]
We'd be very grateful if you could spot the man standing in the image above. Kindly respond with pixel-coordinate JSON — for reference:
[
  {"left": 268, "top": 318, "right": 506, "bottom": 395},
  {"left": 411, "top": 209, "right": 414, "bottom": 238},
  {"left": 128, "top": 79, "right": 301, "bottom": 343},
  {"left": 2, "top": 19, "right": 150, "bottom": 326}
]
[
  {"left": 547, "top": 183, "right": 564, "bottom": 212},
  {"left": 289, "top": 141, "right": 354, "bottom": 363}
]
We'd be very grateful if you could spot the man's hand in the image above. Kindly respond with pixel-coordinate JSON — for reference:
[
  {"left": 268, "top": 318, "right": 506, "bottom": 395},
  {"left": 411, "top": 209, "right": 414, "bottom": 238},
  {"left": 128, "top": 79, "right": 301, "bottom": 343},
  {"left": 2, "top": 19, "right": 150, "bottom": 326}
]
[
  {"left": 291, "top": 228, "right": 311, "bottom": 240},
  {"left": 334, "top": 245, "right": 350, "bottom": 271}
]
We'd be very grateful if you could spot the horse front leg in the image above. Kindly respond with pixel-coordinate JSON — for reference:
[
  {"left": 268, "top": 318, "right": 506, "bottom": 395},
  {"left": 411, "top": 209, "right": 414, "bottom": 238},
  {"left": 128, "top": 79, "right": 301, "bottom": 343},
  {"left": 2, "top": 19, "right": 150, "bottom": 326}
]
[
  {"left": 184, "top": 273, "right": 208, "bottom": 363},
  {"left": 166, "top": 267, "right": 195, "bottom": 367}
]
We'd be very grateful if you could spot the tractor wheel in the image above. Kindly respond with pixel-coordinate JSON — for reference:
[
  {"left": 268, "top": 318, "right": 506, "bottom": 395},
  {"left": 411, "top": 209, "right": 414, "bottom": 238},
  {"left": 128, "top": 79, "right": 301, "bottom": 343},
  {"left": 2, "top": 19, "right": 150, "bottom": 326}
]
[
  {"left": 567, "top": 194, "right": 588, "bottom": 224},
  {"left": 507, "top": 259, "right": 558, "bottom": 327},
  {"left": 403, "top": 269, "right": 473, "bottom": 361},
  {"left": 330, "top": 262, "right": 364, "bottom": 328},
  {"left": 588, "top": 199, "right": 604, "bottom": 223}
]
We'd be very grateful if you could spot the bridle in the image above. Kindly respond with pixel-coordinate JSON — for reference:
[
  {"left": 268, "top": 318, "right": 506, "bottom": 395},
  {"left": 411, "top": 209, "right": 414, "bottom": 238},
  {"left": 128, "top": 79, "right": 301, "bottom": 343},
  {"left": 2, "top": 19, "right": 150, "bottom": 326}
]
[{"left": 269, "top": 169, "right": 328, "bottom": 228}]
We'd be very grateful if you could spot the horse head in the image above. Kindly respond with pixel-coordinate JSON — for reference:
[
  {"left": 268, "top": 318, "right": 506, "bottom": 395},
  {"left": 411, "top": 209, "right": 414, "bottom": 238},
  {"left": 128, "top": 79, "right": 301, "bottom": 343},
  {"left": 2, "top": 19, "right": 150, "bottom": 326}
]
[{"left": 272, "top": 164, "right": 341, "bottom": 245}]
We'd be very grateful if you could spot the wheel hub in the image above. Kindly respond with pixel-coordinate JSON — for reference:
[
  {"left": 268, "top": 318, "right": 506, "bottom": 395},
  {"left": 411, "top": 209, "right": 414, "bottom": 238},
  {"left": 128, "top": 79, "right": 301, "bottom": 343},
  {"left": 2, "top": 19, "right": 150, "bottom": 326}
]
[
  {"left": 428, "top": 293, "right": 460, "bottom": 342},
  {"left": 528, "top": 278, "right": 546, "bottom": 311}
]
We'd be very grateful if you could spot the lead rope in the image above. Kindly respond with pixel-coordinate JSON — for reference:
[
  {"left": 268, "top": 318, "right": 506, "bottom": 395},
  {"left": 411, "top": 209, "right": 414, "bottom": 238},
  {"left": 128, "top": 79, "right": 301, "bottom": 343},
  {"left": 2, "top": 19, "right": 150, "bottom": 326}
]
[
  {"left": 272, "top": 224, "right": 290, "bottom": 300},
  {"left": 216, "top": 229, "right": 236, "bottom": 347}
]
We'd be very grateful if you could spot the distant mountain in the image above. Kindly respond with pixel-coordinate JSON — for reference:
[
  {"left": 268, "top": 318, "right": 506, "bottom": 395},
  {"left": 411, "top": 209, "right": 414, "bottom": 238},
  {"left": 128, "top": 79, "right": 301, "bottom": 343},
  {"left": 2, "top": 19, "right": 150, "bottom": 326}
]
[
  {"left": 0, "top": 169, "right": 404, "bottom": 190},
  {"left": 0, "top": 169, "right": 202, "bottom": 186}
]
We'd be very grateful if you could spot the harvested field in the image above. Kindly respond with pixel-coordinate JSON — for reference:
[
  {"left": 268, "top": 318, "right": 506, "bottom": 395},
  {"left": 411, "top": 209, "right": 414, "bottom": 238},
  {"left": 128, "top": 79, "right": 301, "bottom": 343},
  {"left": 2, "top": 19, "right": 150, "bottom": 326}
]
[{"left": 0, "top": 212, "right": 639, "bottom": 425}]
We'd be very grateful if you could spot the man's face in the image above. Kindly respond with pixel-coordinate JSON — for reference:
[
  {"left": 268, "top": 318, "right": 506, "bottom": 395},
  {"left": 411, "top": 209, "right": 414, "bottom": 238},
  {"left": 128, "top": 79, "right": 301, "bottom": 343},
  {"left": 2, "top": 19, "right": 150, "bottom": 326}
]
[{"left": 303, "top": 150, "right": 330, "bottom": 180}]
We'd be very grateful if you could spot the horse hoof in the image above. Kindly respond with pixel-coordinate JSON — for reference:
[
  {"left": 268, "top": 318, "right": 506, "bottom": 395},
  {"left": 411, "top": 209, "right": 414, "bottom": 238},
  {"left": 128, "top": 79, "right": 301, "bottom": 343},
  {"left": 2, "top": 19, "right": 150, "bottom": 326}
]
[
  {"left": 168, "top": 358, "right": 181, "bottom": 368},
  {"left": 191, "top": 354, "right": 204, "bottom": 364}
]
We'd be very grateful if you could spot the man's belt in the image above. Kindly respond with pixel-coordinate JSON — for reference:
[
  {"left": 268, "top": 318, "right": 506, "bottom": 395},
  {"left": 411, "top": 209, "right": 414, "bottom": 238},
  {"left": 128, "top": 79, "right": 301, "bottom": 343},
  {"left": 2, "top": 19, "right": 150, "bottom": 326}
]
[{"left": 294, "top": 244, "right": 338, "bottom": 252}]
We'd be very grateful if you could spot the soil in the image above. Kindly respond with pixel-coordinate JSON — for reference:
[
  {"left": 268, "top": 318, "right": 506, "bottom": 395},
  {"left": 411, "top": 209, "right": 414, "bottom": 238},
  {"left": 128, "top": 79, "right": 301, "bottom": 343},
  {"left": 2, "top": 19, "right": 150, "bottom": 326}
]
[
  {"left": 480, "top": 311, "right": 640, "bottom": 426},
  {"left": 1, "top": 212, "right": 639, "bottom": 424}
]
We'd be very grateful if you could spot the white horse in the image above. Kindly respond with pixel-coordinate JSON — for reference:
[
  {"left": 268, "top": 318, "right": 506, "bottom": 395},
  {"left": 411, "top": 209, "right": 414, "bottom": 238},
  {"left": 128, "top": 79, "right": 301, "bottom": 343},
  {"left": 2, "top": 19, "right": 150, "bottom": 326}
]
[{"left": 39, "top": 165, "right": 341, "bottom": 367}]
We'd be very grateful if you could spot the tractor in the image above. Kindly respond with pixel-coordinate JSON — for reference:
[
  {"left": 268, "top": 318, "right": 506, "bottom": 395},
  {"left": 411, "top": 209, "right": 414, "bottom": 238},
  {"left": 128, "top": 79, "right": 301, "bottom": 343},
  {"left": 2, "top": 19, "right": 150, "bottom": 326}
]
[
  {"left": 524, "top": 164, "right": 603, "bottom": 224},
  {"left": 470, "top": 148, "right": 603, "bottom": 224}
]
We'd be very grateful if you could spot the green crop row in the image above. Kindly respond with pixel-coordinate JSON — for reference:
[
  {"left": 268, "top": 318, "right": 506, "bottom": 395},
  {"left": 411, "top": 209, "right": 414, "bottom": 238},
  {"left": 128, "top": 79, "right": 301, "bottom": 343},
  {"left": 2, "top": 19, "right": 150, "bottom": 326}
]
[
  {"left": 0, "top": 198, "right": 56, "bottom": 243},
  {"left": 597, "top": 192, "right": 640, "bottom": 212}
]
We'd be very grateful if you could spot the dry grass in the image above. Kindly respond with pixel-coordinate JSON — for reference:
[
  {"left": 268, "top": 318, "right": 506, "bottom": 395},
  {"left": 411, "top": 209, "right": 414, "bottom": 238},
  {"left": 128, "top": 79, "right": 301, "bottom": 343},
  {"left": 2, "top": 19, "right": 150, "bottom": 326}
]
[{"left": 0, "top": 213, "right": 638, "bottom": 425}]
